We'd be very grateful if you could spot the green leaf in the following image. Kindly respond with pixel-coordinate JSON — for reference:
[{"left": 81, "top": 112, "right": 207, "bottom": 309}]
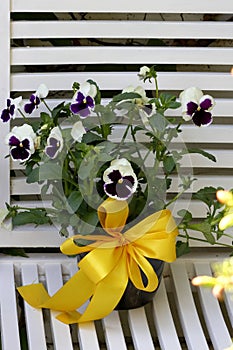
[
  {"left": 67, "top": 191, "right": 82, "bottom": 213},
  {"left": 163, "top": 156, "right": 176, "bottom": 174},
  {"left": 188, "top": 222, "right": 215, "bottom": 245},
  {"left": 193, "top": 186, "right": 222, "bottom": 207},
  {"left": 149, "top": 113, "right": 168, "bottom": 132},
  {"left": 177, "top": 209, "right": 193, "bottom": 223},
  {"left": 12, "top": 210, "right": 51, "bottom": 226},
  {"left": 112, "top": 92, "right": 141, "bottom": 103},
  {"left": 0, "top": 248, "right": 28, "bottom": 258},
  {"left": 26, "top": 163, "right": 62, "bottom": 183},
  {"left": 186, "top": 148, "right": 216, "bottom": 162},
  {"left": 176, "top": 241, "right": 190, "bottom": 257}
]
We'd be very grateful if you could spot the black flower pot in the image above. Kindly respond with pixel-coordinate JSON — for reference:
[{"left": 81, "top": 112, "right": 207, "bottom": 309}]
[
  {"left": 77, "top": 254, "right": 164, "bottom": 310},
  {"left": 115, "top": 258, "right": 164, "bottom": 310}
]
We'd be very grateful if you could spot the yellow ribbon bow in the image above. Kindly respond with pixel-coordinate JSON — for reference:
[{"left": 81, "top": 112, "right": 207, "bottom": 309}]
[{"left": 17, "top": 198, "right": 178, "bottom": 324}]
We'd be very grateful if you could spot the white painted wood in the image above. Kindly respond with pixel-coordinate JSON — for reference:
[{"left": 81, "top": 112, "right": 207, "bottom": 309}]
[
  {"left": 102, "top": 312, "right": 128, "bottom": 350},
  {"left": 44, "top": 263, "right": 74, "bottom": 350},
  {"left": 194, "top": 262, "right": 232, "bottom": 350},
  {"left": 11, "top": 46, "right": 233, "bottom": 66},
  {"left": 68, "top": 263, "right": 100, "bottom": 350},
  {"left": 0, "top": 264, "right": 21, "bottom": 350},
  {"left": 128, "top": 307, "right": 155, "bottom": 350},
  {"left": 152, "top": 278, "right": 182, "bottom": 350},
  {"left": 170, "top": 263, "right": 209, "bottom": 350},
  {"left": 11, "top": 72, "right": 233, "bottom": 92},
  {"left": 11, "top": 0, "right": 233, "bottom": 13},
  {"left": 21, "top": 264, "right": 47, "bottom": 350},
  {"left": 0, "top": 0, "right": 10, "bottom": 210},
  {"left": 12, "top": 21, "right": 233, "bottom": 40}
]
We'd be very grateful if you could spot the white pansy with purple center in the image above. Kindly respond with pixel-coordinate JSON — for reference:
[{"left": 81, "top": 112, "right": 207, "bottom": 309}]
[
  {"left": 45, "top": 126, "right": 63, "bottom": 159},
  {"left": 71, "top": 121, "right": 86, "bottom": 142},
  {"left": 103, "top": 158, "right": 138, "bottom": 200},
  {"left": 24, "top": 84, "right": 49, "bottom": 115},
  {"left": 1, "top": 96, "right": 22, "bottom": 122},
  {"left": 5, "top": 124, "right": 36, "bottom": 161},
  {"left": 70, "top": 82, "right": 97, "bottom": 118},
  {"left": 179, "top": 87, "right": 215, "bottom": 127}
]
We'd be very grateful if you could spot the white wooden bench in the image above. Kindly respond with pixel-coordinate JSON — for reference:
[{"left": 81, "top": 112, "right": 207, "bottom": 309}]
[{"left": 0, "top": 1, "right": 233, "bottom": 349}]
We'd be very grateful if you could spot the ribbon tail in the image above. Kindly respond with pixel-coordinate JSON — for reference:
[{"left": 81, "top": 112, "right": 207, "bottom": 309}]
[
  {"left": 57, "top": 250, "right": 129, "bottom": 324},
  {"left": 17, "top": 269, "right": 95, "bottom": 312}
]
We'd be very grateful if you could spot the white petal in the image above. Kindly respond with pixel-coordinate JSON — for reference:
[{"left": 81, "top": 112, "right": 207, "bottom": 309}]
[
  {"left": 80, "top": 82, "right": 97, "bottom": 98},
  {"left": 71, "top": 121, "right": 86, "bottom": 142},
  {"left": 11, "top": 124, "right": 36, "bottom": 141},
  {"left": 12, "top": 96, "right": 23, "bottom": 109},
  {"left": 139, "top": 65, "right": 150, "bottom": 77},
  {"left": 36, "top": 84, "right": 49, "bottom": 98}
]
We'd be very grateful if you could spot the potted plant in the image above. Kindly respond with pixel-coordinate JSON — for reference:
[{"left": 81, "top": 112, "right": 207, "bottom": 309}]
[{"left": 1, "top": 66, "right": 231, "bottom": 323}]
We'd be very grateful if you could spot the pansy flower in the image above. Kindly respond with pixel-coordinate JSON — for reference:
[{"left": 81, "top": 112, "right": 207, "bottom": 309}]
[
  {"left": 103, "top": 158, "right": 138, "bottom": 200},
  {"left": 71, "top": 121, "right": 86, "bottom": 142},
  {"left": 45, "top": 126, "right": 63, "bottom": 159},
  {"left": 122, "top": 85, "right": 149, "bottom": 106},
  {"left": 70, "top": 81, "right": 97, "bottom": 118},
  {"left": 24, "top": 84, "right": 49, "bottom": 115},
  {"left": 1, "top": 96, "right": 22, "bottom": 122},
  {"left": 5, "top": 124, "right": 36, "bottom": 161},
  {"left": 138, "top": 65, "right": 150, "bottom": 81},
  {"left": 179, "top": 87, "right": 215, "bottom": 127}
]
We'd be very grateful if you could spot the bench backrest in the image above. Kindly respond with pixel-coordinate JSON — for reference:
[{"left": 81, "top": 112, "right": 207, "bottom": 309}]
[{"left": 0, "top": 0, "right": 232, "bottom": 247}]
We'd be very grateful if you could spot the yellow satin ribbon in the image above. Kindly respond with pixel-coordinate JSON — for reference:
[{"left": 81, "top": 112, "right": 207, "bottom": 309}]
[{"left": 17, "top": 198, "right": 178, "bottom": 324}]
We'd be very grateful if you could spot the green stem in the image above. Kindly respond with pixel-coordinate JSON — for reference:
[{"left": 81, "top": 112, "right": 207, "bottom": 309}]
[
  {"left": 18, "top": 108, "right": 30, "bottom": 123},
  {"left": 43, "top": 99, "right": 52, "bottom": 113},
  {"left": 178, "top": 233, "right": 233, "bottom": 249}
]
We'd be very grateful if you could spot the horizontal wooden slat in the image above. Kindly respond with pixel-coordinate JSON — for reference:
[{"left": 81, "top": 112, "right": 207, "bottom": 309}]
[
  {"left": 11, "top": 174, "right": 233, "bottom": 197},
  {"left": 11, "top": 72, "right": 233, "bottom": 92},
  {"left": 11, "top": 21, "right": 233, "bottom": 40},
  {"left": 11, "top": 0, "right": 233, "bottom": 13},
  {"left": 11, "top": 47, "right": 233, "bottom": 66}
]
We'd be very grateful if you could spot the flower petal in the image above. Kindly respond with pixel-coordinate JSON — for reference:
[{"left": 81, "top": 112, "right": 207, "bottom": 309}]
[
  {"left": 199, "top": 95, "right": 215, "bottom": 111},
  {"left": 192, "top": 110, "right": 212, "bottom": 127}
]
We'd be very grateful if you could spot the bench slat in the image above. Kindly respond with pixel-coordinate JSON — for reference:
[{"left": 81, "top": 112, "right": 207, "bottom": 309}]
[
  {"left": 102, "top": 312, "right": 128, "bottom": 350},
  {"left": 128, "top": 307, "right": 155, "bottom": 350},
  {"left": 152, "top": 278, "right": 182, "bottom": 350},
  {"left": 0, "top": 264, "right": 21, "bottom": 350},
  {"left": 12, "top": 46, "right": 233, "bottom": 66},
  {"left": 170, "top": 263, "right": 209, "bottom": 350},
  {"left": 194, "top": 262, "right": 232, "bottom": 350},
  {"left": 11, "top": 0, "right": 233, "bottom": 13},
  {"left": 12, "top": 21, "right": 233, "bottom": 40},
  {"left": 44, "top": 263, "right": 74, "bottom": 350},
  {"left": 21, "top": 264, "right": 47, "bottom": 350},
  {"left": 11, "top": 72, "right": 233, "bottom": 92}
]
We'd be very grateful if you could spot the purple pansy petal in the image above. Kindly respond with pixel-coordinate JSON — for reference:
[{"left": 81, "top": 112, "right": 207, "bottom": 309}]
[
  {"left": 24, "top": 102, "right": 36, "bottom": 114},
  {"left": 8, "top": 135, "right": 20, "bottom": 147},
  {"left": 192, "top": 110, "right": 212, "bottom": 127},
  {"left": 24, "top": 94, "right": 41, "bottom": 114},
  {"left": 1, "top": 109, "right": 11, "bottom": 122},
  {"left": 11, "top": 146, "right": 31, "bottom": 161},
  {"left": 200, "top": 98, "right": 213, "bottom": 111},
  {"left": 70, "top": 91, "right": 94, "bottom": 117},
  {"left": 123, "top": 175, "right": 135, "bottom": 187},
  {"left": 104, "top": 181, "right": 132, "bottom": 200},
  {"left": 107, "top": 169, "right": 122, "bottom": 182},
  {"left": 186, "top": 101, "right": 198, "bottom": 117},
  {"left": 86, "top": 95, "right": 94, "bottom": 108},
  {"left": 78, "top": 106, "right": 91, "bottom": 118},
  {"left": 1, "top": 99, "right": 16, "bottom": 122},
  {"left": 22, "top": 138, "right": 31, "bottom": 150},
  {"left": 45, "top": 136, "right": 61, "bottom": 159}
]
